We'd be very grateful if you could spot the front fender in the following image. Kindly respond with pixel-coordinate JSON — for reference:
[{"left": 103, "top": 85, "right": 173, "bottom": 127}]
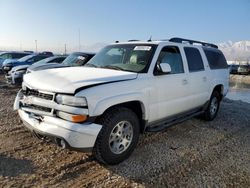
[{"left": 90, "top": 92, "right": 148, "bottom": 120}]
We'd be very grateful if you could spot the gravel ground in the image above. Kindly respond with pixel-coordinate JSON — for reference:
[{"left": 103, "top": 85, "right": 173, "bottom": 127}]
[{"left": 0, "top": 74, "right": 250, "bottom": 187}]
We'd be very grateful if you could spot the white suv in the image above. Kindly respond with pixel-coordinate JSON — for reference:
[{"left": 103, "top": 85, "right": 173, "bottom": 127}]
[{"left": 14, "top": 38, "right": 229, "bottom": 164}]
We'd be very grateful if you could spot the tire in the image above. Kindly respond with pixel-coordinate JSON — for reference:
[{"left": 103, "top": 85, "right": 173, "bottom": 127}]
[
  {"left": 93, "top": 107, "right": 140, "bottom": 165},
  {"left": 203, "top": 91, "right": 221, "bottom": 121}
]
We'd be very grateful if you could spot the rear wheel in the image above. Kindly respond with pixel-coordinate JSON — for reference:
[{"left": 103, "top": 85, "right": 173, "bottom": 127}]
[
  {"left": 203, "top": 91, "right": 221, "bottom": 121},
  {"left": 93, "top": 107, "right": 140, "bottom": 165}
]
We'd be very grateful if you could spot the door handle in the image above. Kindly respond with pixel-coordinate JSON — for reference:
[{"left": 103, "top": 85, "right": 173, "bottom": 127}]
[
  {"left": 203, "top": 76, "right": 207, "bottom": 82},
  {"left": 182, "top": 79, "right": 188, "bottom": 85}
]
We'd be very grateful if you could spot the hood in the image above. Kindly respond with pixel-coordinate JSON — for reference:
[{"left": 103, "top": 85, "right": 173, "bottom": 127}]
[
  {"left": 4, "top": 59, "right": 32, "bottom": 67},
  {"left": 11, "top": 65, "right": 29, "bottom": 72},
  {"left": 29, "top": 63, "right": 67, "bottom": 72},
  {"left": 2, "top": 59, "right": 18, "bottom": 66},
  {"left": 23, "top": 67, "right": 137, "bottom": 94}
]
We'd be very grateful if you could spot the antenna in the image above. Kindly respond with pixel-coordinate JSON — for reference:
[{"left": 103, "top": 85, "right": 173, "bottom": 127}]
[
  {"left": 35, "top": 40, "right": 38, "bottom": 52},
  {"left": 78, "top": 28, "right": 81, "bottom": 51}
]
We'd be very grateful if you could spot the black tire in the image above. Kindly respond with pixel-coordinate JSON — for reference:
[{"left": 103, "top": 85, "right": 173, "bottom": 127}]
[
  {"left": 203, "top": 90, "right": 221, "bottom": 121},
  {"left": 93, "top": 107, "right": 140, "bottom": 165}
]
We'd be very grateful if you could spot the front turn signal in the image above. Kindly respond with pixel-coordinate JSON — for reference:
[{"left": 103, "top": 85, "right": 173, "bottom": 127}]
[{"left": 57, "top": 111, "right": 88, "bottom": 123}]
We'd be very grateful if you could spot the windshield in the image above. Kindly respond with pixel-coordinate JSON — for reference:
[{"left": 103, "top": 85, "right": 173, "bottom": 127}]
[
  {"left": 32, "top": 56, "right": 55, "bottom": 66},
  {"left": 62, "top": 53, "right": 87, "bottom": 66},
  {"left": 18, "top": 54, "right": 34, "bottom": 62},
  {"left": 0, "top": 53, "right": 10, "bottom": 59},
  {"left": 85, "top": 44, "right": 156, "bottom": 73}
]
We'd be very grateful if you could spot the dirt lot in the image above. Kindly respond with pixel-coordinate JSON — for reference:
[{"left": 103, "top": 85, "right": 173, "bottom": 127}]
[
  {"left": 0, "top": 74, "right": 250, "bottom": 187},
  {"left": 230, "top": 74, "right": 250, "bottom": 85}
]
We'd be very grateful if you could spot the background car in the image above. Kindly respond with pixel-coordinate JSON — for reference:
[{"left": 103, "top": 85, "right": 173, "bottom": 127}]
[
  {"left": 229, "top": 64, "right": 239, "bottom": 74},
  {"left": 2, "top": 52, "right": 53, "bottom": 73},
  {"left": 238, "top": 64, "right": 250, "bottom": 75},
  {"left": 6, "top": 55, "right": 67, "bottom": 85},
  {"left": 0, "top": 51, "right": 32, "bottom": 70},
  {"left": 26, "top": 52, "right": 95, "bottom": 73}
]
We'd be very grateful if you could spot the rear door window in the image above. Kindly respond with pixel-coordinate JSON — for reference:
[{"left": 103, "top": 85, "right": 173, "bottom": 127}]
[
  {"left": 184, "top": 47, "right": 204, "bottom": 72},
  {"left": 203, "top": 48, "right": 228, "bottom": 69}
]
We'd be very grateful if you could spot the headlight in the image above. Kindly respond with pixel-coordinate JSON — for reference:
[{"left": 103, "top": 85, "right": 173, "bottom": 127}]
[
  {"left": 56, "top": 94, "right": 87, "bottom": 107},
  {"left": 3, "top": 66, "right": 11, "bottom": 70}
]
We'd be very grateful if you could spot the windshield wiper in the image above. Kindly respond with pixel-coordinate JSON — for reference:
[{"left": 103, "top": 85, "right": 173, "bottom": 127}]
[{"left": 101, "top": 65, "right": 124, "bottom": 71}]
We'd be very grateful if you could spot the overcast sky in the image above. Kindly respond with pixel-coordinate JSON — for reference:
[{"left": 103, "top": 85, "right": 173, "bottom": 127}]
[{"left": 0, "top": 0, "right": 249, "bottom": 53}]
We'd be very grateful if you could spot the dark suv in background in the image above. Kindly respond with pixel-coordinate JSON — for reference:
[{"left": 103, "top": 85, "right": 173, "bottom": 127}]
[
  {"left": 27, "top": 52, "right": 95, "bottom": 73},
  {"left": 2, "top": 52, "right": 53, "bottom": 73},
  {"left": 0, "top": 51, "right": 32, "bottom": 70}
]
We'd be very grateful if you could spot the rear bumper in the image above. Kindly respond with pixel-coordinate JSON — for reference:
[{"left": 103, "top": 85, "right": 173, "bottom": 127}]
[{"left": 18, "top": 109, "right": 102, "bottom": 150}]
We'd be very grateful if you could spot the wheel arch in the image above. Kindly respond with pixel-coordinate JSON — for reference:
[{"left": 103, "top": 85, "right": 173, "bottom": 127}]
[
  {"left": 95, "top": 100, "right": 147, "bottom": 133},
  {"left": 212, "top": 84, "right": 224, "bottom": 100}
]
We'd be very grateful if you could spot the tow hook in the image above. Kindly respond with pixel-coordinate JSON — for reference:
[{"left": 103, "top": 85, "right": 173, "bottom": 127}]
[{"left": 56, "top": 138, "right": 68, "bottom": 149}]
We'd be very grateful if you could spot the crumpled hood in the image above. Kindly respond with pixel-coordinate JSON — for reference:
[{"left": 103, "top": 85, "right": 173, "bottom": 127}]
[{"left": 23, "top": 67, "right": 137, "bottom": 94}]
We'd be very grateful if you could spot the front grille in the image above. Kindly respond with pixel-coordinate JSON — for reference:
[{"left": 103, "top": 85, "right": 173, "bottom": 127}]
[
  {"left": 25, "top": 88, "right": 54, "bottom": 100},
  {"left": 25, "top": 104, "right": 52, "bottom": 113}
]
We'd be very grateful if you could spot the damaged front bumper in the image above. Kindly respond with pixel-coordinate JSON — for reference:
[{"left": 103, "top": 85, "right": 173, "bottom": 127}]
[{"left": 14, "top": 90, "right": 102, "bottom": 151}]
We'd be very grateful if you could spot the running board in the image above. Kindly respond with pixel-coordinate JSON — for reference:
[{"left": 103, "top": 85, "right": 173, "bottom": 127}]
[{"left": 146, "top": 110, "right": 204, "bottom": 132}]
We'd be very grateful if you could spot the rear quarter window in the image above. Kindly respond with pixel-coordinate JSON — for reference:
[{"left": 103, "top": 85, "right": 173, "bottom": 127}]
[{"left": 203, "top": 48, "right": 228, "bottom": 69}]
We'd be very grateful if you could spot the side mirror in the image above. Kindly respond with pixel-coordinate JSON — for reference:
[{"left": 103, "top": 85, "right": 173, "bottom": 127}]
[{"left": 159, "top": 63, "right": 171, "bottom": 73}]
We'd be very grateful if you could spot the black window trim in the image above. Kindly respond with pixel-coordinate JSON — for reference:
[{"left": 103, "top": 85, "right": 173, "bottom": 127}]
[{"left": 184, "top": 47, "right": 205, "bottom": 73}]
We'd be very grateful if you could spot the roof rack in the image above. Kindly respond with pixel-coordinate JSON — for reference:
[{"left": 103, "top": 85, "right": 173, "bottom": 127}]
[
  {"left": 169, "top": 37, "right": 218, "bottom": 49},
  {"left": 128, "top": 40, "right": 140, "bottom": 42}
]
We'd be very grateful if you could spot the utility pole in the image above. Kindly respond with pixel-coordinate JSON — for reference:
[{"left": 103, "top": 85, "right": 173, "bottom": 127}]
[
  {"left": 64, "top": 43, "right": 67, "bottom": 55},
  {"left": 35, "top": 40, "right": 37, "bottom": 53},
  {"left": 78, "top": 28, "right": 81, "bottom": 51}
]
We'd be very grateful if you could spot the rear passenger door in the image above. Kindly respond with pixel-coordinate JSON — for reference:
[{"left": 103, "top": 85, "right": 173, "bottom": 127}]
[{"left": 184, "top": 47, "right": 210, "bottom": 108}]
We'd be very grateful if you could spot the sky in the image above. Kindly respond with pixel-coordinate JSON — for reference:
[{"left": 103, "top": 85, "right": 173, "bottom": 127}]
[{"left": 0, "top": 0, "right": 249, "bottom": 53}]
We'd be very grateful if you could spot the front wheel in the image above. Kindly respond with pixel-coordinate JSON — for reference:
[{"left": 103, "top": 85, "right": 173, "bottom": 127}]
[
  {"left": 93, "top": 107, "right": 140, "bottom": 165},
  {"left": 203, "top": 91, "right": 221, "bottom": 121}
]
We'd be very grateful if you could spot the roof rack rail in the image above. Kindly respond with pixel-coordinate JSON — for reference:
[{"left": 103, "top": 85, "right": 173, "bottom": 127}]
[
  {"left": 128, "top": 40, "right": 140, "bottom": 42},
  {"left": 169, "top": 37, "right": 218, "bottom": 49}
]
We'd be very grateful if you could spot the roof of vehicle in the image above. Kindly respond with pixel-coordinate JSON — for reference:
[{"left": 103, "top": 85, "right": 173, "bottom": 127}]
[
  {"left": 110, "top": 37, "right": 219, "bottom": 50},
  {"left": 0, "top": 51, "right": 32, "bottom": 54}
]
